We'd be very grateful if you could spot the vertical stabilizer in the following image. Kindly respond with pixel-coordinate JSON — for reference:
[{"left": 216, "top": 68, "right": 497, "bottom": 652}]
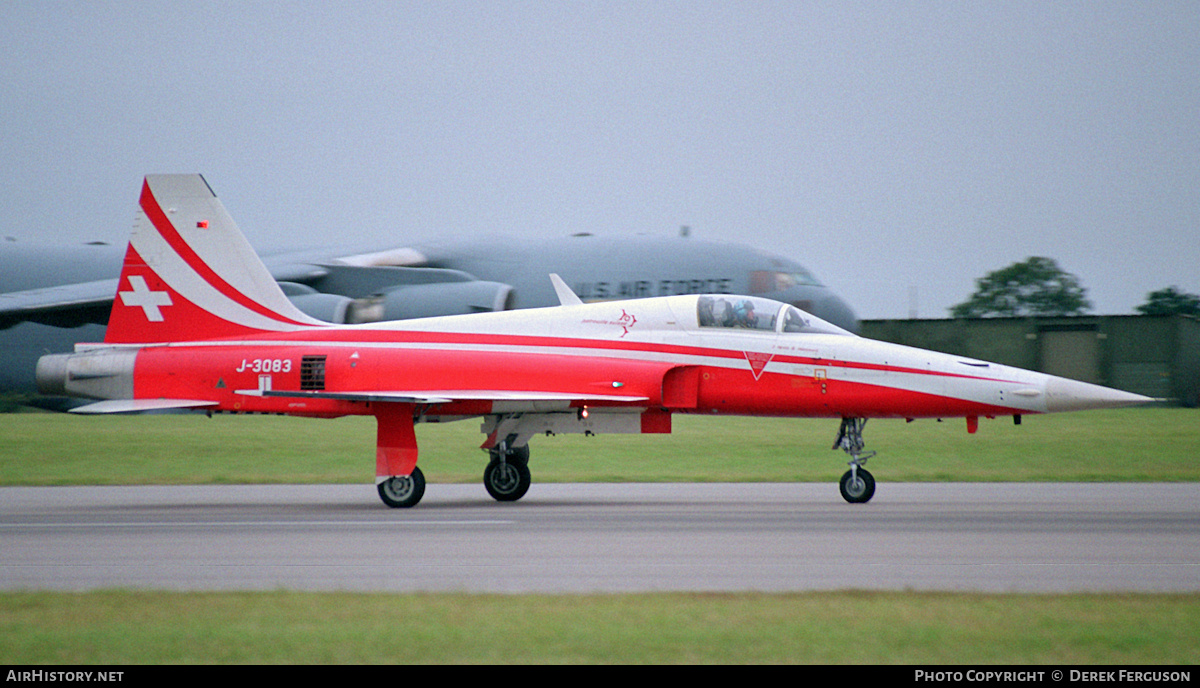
[{"left": 104, "top": 175, "right": 326, "bottom": 344}]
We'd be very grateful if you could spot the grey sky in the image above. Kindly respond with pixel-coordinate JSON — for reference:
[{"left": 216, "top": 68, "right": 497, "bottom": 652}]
[{"left": 2, "top": 1, "right": 1196, "bottom": 319}]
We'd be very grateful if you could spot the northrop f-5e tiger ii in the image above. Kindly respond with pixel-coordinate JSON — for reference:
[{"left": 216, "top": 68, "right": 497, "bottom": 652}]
[{"left": 36, "top": 175, "right": 1152, "bottom": 507}]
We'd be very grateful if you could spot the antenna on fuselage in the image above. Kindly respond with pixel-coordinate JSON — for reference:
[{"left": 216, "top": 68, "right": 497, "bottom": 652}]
[{"left": 549, "top": 273, "right": 583, "bottom": 306}]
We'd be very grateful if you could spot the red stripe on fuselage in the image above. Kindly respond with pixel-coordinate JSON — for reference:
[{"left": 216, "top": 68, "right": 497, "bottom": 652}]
[
  {"left": 131, "top": 338, "right": 1030, "bottom": 420},
  {"left": 163, "top": 326, "right": 1022, "bottom": 387}
]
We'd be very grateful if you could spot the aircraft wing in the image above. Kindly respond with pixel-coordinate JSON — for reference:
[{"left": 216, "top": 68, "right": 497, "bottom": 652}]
[
  {"left": 65, "top": 389, "right": 648, "bottom": 415},
  {"left": 242, "top": 389, "right": 651, "bottom": 404},
  {"left": 0, "top": 278, "right": 118, "bottom": 330}
]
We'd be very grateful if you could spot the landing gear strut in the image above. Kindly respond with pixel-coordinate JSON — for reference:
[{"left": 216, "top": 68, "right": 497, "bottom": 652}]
[{"left": 833, "top": 418, "right": 876, "bottom": 504}]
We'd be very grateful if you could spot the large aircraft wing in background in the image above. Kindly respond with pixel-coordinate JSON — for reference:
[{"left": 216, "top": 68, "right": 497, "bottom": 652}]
[
  {"left": 0, "top": 244, "right": 516, "bottom": 329},
  {"left": 0, "top": 277, "right": 117, "bottom": 330}
]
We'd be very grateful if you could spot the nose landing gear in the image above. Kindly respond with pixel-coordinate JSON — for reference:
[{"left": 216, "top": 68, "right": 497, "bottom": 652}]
[{"left": 833, "top": 417, "right": 876, "bottom": 504}]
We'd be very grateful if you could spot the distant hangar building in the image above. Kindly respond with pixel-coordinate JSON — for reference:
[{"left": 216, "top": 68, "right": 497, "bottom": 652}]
[{"left": 860, "top": 314, "right": 1200, "bottom": 407}]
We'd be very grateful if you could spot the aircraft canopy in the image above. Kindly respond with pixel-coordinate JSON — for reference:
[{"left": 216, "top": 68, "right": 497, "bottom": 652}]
[{"left": 695, "top": 295, "right": 852, "bottom": 336}]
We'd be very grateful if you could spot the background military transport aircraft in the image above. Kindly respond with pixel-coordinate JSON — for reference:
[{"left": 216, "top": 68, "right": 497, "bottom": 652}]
[
  {"left": 36, "top": 175, "right": 1151, "bottom": 507},
  {"left": 0, "top": 179, "right": 857, "bottom": 401}
]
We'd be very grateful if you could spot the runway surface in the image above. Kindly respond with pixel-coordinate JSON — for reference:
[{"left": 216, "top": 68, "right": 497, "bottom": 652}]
[{"left": 1, "top": 482, "right": 1197, "bottom": 594}]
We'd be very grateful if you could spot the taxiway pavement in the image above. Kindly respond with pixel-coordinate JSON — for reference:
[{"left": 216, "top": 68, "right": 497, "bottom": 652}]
[{"left": 1, "top": 483, "right": 1197, "bottom": 593}]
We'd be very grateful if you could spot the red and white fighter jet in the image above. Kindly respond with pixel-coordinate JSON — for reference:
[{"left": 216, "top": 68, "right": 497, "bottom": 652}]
[{"left": 37, "top": 175, "right": 1152, "bottom": 507}]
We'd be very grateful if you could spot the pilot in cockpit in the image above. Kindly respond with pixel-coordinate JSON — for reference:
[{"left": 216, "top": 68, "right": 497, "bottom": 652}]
[{"left": 732, "top": 299, "right": 757, "bottom": 328}]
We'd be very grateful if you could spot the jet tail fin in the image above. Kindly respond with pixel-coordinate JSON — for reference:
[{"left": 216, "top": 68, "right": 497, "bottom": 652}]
[{"left": 104, "top": 175, "right": 325, "bottom": 344}]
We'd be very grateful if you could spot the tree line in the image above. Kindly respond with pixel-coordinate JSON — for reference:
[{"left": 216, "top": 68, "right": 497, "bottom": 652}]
[{"left": 950, "top": 256, "right": 1199, "bottom": 318}]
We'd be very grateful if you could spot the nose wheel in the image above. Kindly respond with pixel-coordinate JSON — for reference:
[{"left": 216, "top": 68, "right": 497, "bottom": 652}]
[
  {"left": 833, "top": 417, "right": 877, "bottom": 504},
  {"left": 839, "top": 467, "right": 875, "bottom": 503}
]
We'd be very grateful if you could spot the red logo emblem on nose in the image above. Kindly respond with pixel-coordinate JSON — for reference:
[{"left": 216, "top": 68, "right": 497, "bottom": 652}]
[{"left": 743, "top": 351, "right": 774, "bottom": 380}]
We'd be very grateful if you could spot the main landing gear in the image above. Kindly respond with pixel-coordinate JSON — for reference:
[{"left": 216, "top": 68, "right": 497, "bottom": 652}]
[
  {"left": 378, "top": 466, "right": 426, "bottom": 508},
  {"left": 484, "top": 442, "right": 532, "bottom": 502},
  {"left": 833, "top": 417, "right": 876, "bottom": 504},
  {"left": 374, "top": 409, "right": 544, "bottom": 509},
  {"left": 377, "top": 445, "right": 533, "bottom": 508},
  {"left": 377, "top": 445, "right": 532, "bottom": 508}
]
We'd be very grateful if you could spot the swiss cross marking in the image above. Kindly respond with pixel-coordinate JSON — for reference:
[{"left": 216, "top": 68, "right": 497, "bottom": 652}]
[{"left": 119, "top": 275, "right": 172, "bottom": 322}]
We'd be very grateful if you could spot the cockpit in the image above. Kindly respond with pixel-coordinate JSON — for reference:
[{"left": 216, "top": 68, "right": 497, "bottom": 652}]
[{"left": 695, "top": 295, "right": 852, "bottom": 336}]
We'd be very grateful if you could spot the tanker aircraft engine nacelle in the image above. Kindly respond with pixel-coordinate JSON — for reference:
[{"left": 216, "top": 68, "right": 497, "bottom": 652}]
[
  {"left": 36, "top": 175, "right": 1153, "bottom": 508},
  {"left": 279, "top": 276, "right": 515, "bottom": 324}
]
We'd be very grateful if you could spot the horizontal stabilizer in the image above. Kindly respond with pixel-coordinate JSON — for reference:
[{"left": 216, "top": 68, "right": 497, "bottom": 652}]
[{"left": 68, "top": 399, "right": 219, "bottom": 414}]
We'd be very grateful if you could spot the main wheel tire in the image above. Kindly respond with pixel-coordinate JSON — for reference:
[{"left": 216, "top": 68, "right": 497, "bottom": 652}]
[
  {"left": 484, "top": 459, "right": 531, "bottom": 502},
  {"left": 839, "top": 468, "right": 875, "bottom": 504},
  {"left": 378, "top": 466, "right": 426, "bottom": 508}
]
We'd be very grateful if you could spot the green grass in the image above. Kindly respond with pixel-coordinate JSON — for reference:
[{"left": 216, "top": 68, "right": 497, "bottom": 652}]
[
  {"left": 2, "top": 590, "right": 1197, "bottom": 664},
  {"left": 1, "top": 407, "right": 1196, "bottom": 486}
]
